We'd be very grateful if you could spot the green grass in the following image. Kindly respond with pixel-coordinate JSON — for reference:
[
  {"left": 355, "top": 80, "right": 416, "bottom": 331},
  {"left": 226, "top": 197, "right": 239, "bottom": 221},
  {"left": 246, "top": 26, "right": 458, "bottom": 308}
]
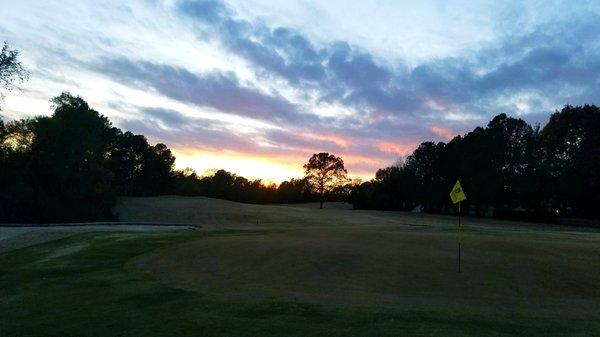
[{"left": 1, "top": 197, "right": 600, "bottom": 336}]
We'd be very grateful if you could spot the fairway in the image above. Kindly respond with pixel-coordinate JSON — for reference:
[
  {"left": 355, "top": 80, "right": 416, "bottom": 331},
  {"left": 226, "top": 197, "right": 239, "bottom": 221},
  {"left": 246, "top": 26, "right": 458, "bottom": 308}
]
[{"left": 1, "top": 196, "right": 600, "bottom": 336}]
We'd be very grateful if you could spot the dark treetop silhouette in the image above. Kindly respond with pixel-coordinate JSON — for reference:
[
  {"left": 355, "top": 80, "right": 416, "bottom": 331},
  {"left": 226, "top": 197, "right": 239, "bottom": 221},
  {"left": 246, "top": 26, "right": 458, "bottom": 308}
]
[
  {"left": 351, "top": 107, "right": 600, "bottom": 220},
  {"left": 303, "top": 153, "right": 348, "bottom": 209},
  {"left": 1, "top": 93, "right": 176, "bottom": 222},
  {"left": 0, "top": 42, "right": 28, "bottom": 108}
]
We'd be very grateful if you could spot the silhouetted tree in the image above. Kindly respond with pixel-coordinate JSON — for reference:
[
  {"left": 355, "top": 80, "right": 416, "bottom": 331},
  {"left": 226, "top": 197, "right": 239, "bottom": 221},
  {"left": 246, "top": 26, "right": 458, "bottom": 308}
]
[
  {"left": 404, "top": 141, "right": 446, "bottom": 210},
  {"left": 25, "top": 93, "right": 118, "bottom": 221},
  {"left": 0, "top": 92, "right": 180, "bottom": 222},
  {"left": 108, "top": 131, "right": 175, "bottom": 196},
  {"left": 330, "top": 179, "right": 360, "bottom": 203},
  {"left": 540, "top": 105, "right": 600, "bottom": 217},
  {"left": 304, "top": 153, "right": 347, "bottom": 209},
  {"left": 0, "top": 42, "right": 28, "bottom": 108},
  {"left": 351, "top": 107, "right": 600, "bottom": 220},
  {"left": 0, "top": 118, "right": 36, "bottom": 221},
  {"left": 277, "top": 177, "right": 313, "bottom": 203}
]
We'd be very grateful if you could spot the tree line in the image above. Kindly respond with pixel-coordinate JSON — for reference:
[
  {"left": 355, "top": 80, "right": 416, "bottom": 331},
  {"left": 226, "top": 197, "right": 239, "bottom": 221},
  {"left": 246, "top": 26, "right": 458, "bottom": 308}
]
[
  {"left": 1, "top": 93, "right": 599, "bottom": 222},
  {"left": 0, "top": 93, "right": 349, "bottom": 222},
  {"left": 351, "top": 107, "right": 600, "bottom": 220},
  {"left": 1, "top": 93, "right": 171, "bottom": 222},
  {"left": 2, "top": 42, "right": 598, "bottom": 222}
]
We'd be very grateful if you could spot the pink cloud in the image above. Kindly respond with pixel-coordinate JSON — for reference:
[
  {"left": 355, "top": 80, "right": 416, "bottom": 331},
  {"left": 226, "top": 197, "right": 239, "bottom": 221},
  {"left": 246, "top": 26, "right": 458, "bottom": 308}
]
[
  {"left": 430, "top": 125, "right": 455, "bottom": 140},
  {"left": 375, "top": 141, "right": 415, "bottom": 156}
]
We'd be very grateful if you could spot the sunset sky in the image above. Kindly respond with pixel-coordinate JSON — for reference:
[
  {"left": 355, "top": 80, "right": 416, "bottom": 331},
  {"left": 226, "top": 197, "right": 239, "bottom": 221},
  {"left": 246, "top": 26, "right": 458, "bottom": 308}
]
[{"left": 1, "top": 0, "right": 600, "bottom": 183}]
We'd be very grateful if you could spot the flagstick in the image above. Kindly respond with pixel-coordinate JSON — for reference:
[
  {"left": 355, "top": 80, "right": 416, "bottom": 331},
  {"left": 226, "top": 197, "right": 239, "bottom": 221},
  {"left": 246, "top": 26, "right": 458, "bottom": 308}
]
[
  {"left": 450, "top": 180, "right": 466, "bottom": 274},
  {"left": 458, "top": 201, "right": 461, "bottom": 273}
]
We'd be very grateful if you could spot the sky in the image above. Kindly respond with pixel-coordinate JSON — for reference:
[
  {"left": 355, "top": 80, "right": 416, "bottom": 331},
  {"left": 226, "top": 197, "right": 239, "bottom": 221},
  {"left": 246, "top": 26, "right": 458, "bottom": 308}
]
[{"left": 1, "top": 0, "right": 600, "bottom": 183}]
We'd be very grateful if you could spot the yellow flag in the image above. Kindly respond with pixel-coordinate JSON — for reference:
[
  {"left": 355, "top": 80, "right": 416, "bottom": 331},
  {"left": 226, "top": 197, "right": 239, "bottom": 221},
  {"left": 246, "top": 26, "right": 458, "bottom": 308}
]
[{"left": 449, "top": 180, "right": 467, "bottom": 204}]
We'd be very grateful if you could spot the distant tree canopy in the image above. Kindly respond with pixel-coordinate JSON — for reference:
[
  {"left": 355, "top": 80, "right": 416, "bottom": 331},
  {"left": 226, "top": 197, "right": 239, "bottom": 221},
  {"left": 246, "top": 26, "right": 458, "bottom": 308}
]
[
  {"left": 352, "top": 106, "right": 600, "bottom": 220},
  {"left": 304, "top": 152, "right": 348, "bottom": 209},
  {"left": 170, "top": 168, "right": 279, "bottom": 203},
  {"left": 170, "top": 168, "right": 325, "bottom": 205}
]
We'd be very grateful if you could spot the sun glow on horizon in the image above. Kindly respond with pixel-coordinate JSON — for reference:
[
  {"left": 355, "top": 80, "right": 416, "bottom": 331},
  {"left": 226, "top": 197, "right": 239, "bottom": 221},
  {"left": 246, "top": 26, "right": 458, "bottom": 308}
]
[
  {"left": 172, "top": 148, "right": 375, "bottom": 185},
  {"left": 173, "top": 149, "right": 306, "bottom": 185}
]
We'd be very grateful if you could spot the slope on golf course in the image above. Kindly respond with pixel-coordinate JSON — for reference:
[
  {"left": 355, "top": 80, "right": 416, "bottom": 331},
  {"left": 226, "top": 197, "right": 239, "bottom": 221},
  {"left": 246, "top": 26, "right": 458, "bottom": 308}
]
[{"left": 1, "top": 196, "right": 599, "bottom": 336}]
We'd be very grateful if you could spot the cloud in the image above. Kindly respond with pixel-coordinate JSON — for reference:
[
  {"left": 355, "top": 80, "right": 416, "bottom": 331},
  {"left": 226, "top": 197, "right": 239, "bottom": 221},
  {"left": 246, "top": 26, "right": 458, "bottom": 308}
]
[
  {"left": 264, "top": 129, "right": 351, "bottom": 155},
  {"left": 94, "top": 57, "right": 308, "bottom": 124},
  {"left": 429, "top": 125, "right": 455, "bottom": 141},
  {"left": 407, "top": 14, "right": 600, "bottom": 114},
  {"left": 178, "top": 1, "right": 417, "bottom": 118},
  {"left": 112, "top": 103, "right": 403, "bottom": 178},
  {"left": 203, "top": 6, "right": 328, "bottom": 85},
  {"left": 375, "top": 141, "right": 415, "bottom": 156},
  {"left": 120, "top": 107, "right": 259, "bottom": 153},
  {"left": 5, "top": 0, "right": 600, "bottom": 181},
  {"left": 143, "top": 107, "right": 189, "bottom": 127},
  {"left": 178, "top": 0, "right": 231, "bottom": 23},
  {"left": 177, "top": 0, "right": 600, "bottom": 123}
]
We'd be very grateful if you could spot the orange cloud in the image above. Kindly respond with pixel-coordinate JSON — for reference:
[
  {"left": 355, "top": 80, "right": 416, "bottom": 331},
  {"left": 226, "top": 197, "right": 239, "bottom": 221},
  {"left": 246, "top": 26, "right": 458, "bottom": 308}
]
[{"left": 430, "top": 125, "right": 455, "bottom": 140}]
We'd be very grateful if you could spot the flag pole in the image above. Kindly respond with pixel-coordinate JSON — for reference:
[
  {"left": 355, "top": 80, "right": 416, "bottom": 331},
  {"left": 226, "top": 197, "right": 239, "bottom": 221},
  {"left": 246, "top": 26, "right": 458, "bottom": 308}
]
[
  {"left": 458, "top": 201, "right": 461, "bottom": 228},
  {"left": 458, "top": 201, "right": 461, "bottom": 273},
  {"left": 449, "top": 180, "right": 466, "bottom": 274}
]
